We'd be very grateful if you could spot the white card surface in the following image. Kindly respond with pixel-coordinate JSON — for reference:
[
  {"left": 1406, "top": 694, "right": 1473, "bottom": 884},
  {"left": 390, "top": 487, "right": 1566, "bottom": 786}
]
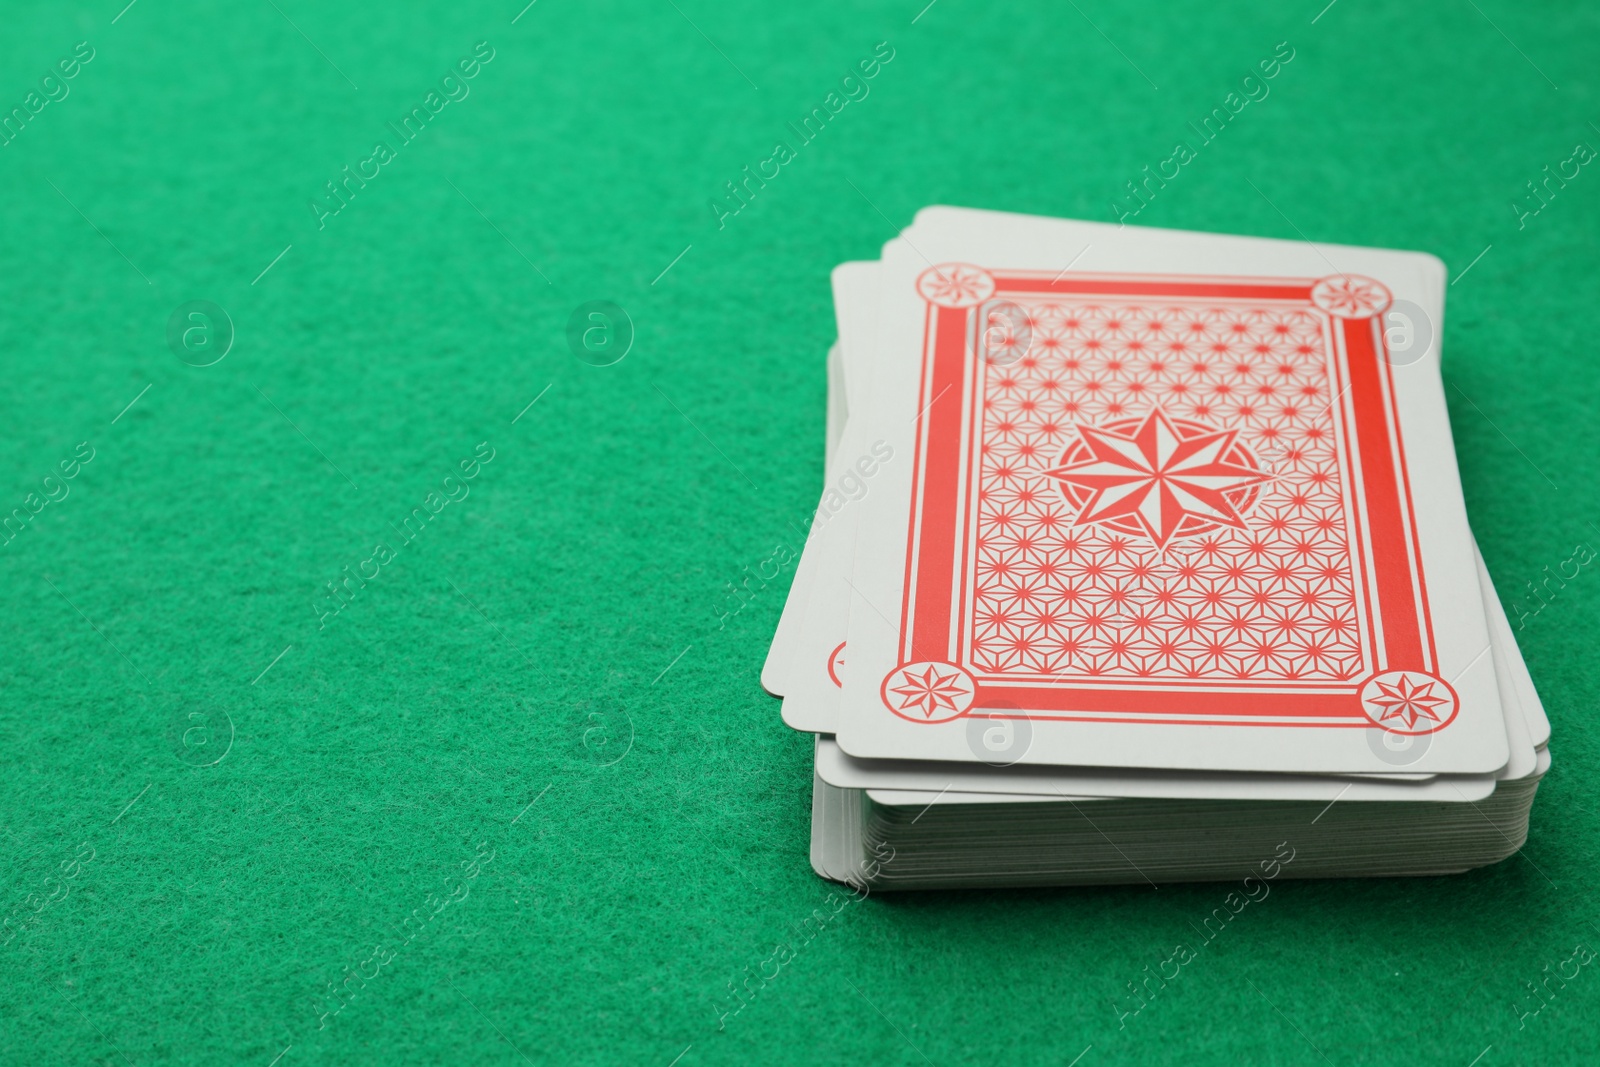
[
  {"left": 817, "top": 546, "right": 1536, "bottom": 801},
  {"left": 826, "top": 210, "right": 1505, "bottom": 774},
  {"left": 760, "top": 260, "right": 879, "bottom": 698}
]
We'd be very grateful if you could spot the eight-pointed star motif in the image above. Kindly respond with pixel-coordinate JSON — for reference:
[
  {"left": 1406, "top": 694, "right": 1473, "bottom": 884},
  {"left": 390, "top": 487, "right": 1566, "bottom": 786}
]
[
  {"left": 1044, "top": 407, "right": 1272, "bottom": 550},
  {"left": 1364, "top": 673, "right": 1450, "bottom": 729},
  {"left": 1310, "top": 274, "right": 1391, "bottom": 318},
  {"left": 916, "top": 264, "right": 995, "bottom": 308},
  {"left": 888, "top": 663, "right": 972, "bottom": 719}
]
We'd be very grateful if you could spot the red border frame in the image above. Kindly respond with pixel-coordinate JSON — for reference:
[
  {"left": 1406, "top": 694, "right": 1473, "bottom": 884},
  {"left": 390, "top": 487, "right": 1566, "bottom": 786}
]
[{"left": 894, "top": 271, "right": 1437, "bottom": 728}]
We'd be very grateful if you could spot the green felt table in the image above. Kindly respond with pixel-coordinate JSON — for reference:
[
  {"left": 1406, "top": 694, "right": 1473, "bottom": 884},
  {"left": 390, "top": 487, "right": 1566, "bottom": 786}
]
[{"left": 1, "top": 1, "right": 1597, "bottom": 1064}]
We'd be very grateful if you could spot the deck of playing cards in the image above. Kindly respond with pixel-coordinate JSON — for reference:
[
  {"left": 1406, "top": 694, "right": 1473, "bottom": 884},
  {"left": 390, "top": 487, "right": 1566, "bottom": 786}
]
[{"left": 764, "top": 207, "right": 1551, "bottom": 890}]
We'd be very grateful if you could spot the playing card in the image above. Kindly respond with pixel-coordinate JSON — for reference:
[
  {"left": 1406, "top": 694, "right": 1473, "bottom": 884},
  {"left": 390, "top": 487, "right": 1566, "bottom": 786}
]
[
  {"left": 774, "top": 264, "right": 893, "bottom": 730},
  {"left": 795, "top": 330, "right": 1504, "bottom": 796},
  {"left": 761, "top": 262, "right": 880, "bottom": 702},
  {"left": 825, "top": 342, "right": 846, "bottom": 465},
  {"left": 835, "top": 209, "right": 1507, "bottom": 775},
  {"left": 1477, "top": 544, "right": 1550, "bottom": 750},
  {"left": 815, "top": 544, "right": 1536, "bottom": 801},
  {"left": 790, "top": 301, "right": 1528, "bottom": 797},
  {"left": 790, "top": 209, "right": 1549, "bottom": 889}
]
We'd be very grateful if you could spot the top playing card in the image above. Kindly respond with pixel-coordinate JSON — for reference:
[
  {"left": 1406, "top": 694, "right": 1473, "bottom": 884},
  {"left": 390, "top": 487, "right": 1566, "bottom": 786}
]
[{"left": 835, "top": 210, "right": 1508, "bottom": 774}]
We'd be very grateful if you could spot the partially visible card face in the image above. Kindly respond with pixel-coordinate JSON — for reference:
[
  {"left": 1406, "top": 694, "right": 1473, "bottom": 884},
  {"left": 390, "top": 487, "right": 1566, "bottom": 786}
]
[
  {"left": 796, "top": 327, "right": 1537, "bottom": 789},
  {"left": 778, "top": 260, "right": 887, "bottom": 730},
  {"left": 761, "top": 261, "right": 879, "bottom": 700},
  {"left": 912, "top": 272, "right": 1425, "bottom": 722},
  {"left": 837, "top": 213, "right": 1508, "bottom": 775},
  {"left": 814, "top": 531, "right": 1536, "bottom": 799}
]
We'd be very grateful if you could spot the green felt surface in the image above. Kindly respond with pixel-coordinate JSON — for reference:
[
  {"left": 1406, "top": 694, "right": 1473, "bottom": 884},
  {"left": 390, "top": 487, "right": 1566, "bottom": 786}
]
[{"left": 0, "top": 1, "right": 1596, "bottom": 1064}]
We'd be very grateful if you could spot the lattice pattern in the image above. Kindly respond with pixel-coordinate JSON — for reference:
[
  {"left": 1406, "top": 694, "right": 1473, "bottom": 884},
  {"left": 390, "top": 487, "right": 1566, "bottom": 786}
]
[{"left": 966, "top": 300, "right": 1367, "bottom": 683}]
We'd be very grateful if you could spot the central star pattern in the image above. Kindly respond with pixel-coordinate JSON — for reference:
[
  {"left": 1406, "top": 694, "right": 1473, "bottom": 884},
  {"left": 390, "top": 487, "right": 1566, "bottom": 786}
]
[
  {"left": 1044, "top": 407, "right": 1271, "bottom": 550},
  {"left": 966, "top": 300, "right": 1367, "bottom": 683}
]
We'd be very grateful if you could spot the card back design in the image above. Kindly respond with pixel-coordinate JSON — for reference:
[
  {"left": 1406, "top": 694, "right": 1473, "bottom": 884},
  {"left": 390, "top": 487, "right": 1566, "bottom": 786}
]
[{"left": 882, "top": 266, "right": 1453, "bottom": 734}]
